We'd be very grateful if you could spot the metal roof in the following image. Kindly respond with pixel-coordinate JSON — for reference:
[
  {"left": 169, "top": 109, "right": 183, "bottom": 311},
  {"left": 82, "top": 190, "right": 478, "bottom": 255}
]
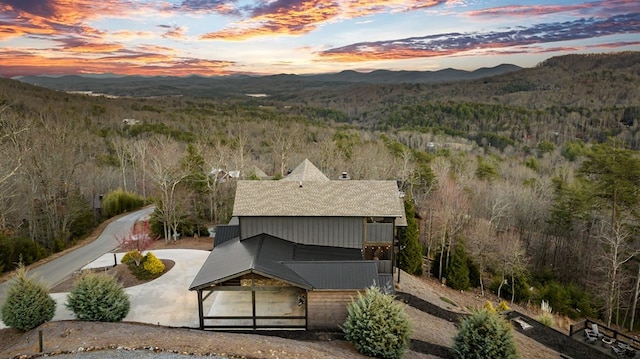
[
  {"left": 232, "top": 180, "right": 404, "bottom": 217},
  {"left": 189, "top": 234, "right": 379, "bottom": 291},
  {"left": 283, "top": 261, "right": 379, "bottom": 290},
  {"left": 213, "top": 225, "right": 239, "bottom": 247},
  {"left": 282, "top": 159, "right": 329, "bottom": 182}
]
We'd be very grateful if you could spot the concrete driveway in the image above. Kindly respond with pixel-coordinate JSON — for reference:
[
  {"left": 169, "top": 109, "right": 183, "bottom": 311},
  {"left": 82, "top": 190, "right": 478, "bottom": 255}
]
[{"left": 49, "top": 249, "right": 210, "bottom": 328}]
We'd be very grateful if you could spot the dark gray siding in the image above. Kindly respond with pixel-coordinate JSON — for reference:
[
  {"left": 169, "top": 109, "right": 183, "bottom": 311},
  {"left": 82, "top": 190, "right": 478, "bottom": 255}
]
[
  {"left": 240, "top": 217, "right": 363, "bottom": 249},
  {"left": 365, "top": 222, "right": 394, "bottom": 243}
]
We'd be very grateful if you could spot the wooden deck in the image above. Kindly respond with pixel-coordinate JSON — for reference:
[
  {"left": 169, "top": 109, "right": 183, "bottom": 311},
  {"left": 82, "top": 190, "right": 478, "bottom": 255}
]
[{"left": 569, "top": 319, "right": 639, "bottom": 358}]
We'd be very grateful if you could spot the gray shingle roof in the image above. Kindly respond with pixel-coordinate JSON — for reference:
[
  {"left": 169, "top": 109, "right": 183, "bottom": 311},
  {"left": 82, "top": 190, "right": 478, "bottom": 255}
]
[
  {"left": 282, "top": 159, "right": 329, "bottom": 182},
  {"left": 189, "top": 234, "right": 375, "bottom": 291},
  {"left": 233, "top": 180, "right": 404, "bottom": 217}
]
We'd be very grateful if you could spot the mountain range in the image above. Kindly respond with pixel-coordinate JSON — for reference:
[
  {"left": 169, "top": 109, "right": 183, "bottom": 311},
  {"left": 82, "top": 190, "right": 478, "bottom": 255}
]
[{"left": 15, "top": 64, "right": 522, "bottom": 98}]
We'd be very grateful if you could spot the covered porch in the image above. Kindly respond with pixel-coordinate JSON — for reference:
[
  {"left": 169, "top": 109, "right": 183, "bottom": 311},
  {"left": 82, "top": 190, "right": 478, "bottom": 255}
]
[{"left": 195, "top": 273, "right": 307, "bottom": 330}]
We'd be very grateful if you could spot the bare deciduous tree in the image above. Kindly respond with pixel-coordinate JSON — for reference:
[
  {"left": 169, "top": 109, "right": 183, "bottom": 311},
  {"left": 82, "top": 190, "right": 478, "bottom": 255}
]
[
  {"left": 147, "top": 137, "right": 187, "bottom": 242},
  {"left": 594, "top": 219, "right": 640, "bottom": 327}
]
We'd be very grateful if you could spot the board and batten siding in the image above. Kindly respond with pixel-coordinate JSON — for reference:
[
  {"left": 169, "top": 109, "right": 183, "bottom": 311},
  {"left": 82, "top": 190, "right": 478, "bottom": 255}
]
[
  {"left": 240, "top": 217, "right": 363, "bottom": 249},
  {"left": 307, "top": 290, "right": 360, "bottom": 329},
  {"left": 365, "top": 222, "right": 394, "bottom": 243}
]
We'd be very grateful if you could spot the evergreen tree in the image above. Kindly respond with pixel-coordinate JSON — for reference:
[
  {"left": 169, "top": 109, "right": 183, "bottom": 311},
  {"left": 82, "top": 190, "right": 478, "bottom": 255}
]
[
  {"left": 398, "top": 196, "right": 423, "bottom": 275},
  {"left": 66, "top": 272, "right": 130, "bottom": 322},
  {"left": 452, "top": 308, "right": 519, "bottom": 359},
  {"left": 343, "top": 286, "right": 412, "bottom": 359},
  {"left": 1, "top": 265, "right": 56, "bottom": 331},
  {"left": 577, "top": 139, "right": 640, "bottom": 326},
  {"left": 447, "top": 239, "right": 470, "bottom": 290}
]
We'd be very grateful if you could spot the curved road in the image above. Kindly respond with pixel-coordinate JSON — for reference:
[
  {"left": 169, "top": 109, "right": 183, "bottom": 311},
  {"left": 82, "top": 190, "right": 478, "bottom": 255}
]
[{"left": 0, "top": 207, "right": 155, "bottom": 326}]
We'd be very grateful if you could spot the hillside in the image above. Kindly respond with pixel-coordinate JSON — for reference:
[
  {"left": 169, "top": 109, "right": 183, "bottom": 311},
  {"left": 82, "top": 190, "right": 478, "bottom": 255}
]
[
  {"left": 12, "top": 52, "right": 640, "bottom": 151},
  {"left": 1, "top": 51, "right": 640, "bottom": 346}
]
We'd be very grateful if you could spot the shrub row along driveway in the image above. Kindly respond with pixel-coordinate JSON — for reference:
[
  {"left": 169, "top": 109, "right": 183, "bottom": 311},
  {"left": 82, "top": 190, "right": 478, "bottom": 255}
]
[{"left": 1, "top": 207, "right": 151, "bottom": 329}]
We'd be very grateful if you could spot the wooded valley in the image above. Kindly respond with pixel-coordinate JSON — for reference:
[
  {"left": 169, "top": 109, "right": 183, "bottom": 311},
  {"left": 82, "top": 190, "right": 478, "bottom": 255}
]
[{"left": 1, "top": 51, "right": 640, "bottom": 333}]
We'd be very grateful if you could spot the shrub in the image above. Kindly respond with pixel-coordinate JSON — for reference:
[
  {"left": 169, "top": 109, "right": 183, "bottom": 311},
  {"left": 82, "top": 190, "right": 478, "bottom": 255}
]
[
  {"left": 343, "top": 286, "right": 412, "bottom": 359},
  {"left": 537, "top": 312, "right": 554, "bottom": 327},
  {"left": 101, "top": 188, "right": 145, "bottom": 218},
  {"left": 452, "top": 308, "right": 519, "bottom": 359},
  {"left": 498, "top": 300, "right": 511, "bottom": 312},
  {"left": 483, "top": 301, "right": 496, "bottom": 313},
  {"left": 0, "top": 235, "right": 46, "bottom": 273},
  {"left": 142, "top": 252, "right": 165, "bottom": 275},
  {"left": 534, "top": 280, "right": 596, "bottom": 319},
  {"left": 66, "top": 272, "right": 130, "bottom": 322},
  {"left": 1, "top": 265, "right": 56, "bottom": 331},
  {"left": 121, "top": 250, "right": 143, "bottom": 266}
]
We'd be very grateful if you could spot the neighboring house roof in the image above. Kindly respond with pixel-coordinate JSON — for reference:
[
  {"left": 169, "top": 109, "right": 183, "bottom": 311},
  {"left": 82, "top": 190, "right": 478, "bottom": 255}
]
[
  {"left": 250, "top": 166, "right": 270, "bottom": 179},
  {"left": 233, "top": 180, "right": 404, "bottom": 217},
  {"left": 282, "top": 159, "right": 329, "bottom": 182},
  {"left": 189, "top": 234, "right": 375, "bottom": 291},
  {"left": 210, "top": 168, "right": 240, "bottom": 182}
]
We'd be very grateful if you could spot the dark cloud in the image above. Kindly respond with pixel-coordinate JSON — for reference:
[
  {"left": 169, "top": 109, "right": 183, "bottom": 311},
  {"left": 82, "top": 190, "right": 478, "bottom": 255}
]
[
  {"left": 250, "top": 0, "right": 307, "bottom": 17},
  {"left": 1, "top": 0, "right": 56, "bottom": 17},
  {"left": 176, "top": 0, "right": 239, "bottom": 15},
  {"left": 320, "top": 13, "right": 640, "bottom": 60}
]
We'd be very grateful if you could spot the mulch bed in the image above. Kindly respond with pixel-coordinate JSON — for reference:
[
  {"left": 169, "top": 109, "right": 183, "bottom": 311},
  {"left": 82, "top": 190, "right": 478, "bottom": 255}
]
[
  {"left": 50, "top": 260, "right": 175, "bottom": 293},
  {"left": 396, "top": 292, "right": 463, "bottom": 323}
]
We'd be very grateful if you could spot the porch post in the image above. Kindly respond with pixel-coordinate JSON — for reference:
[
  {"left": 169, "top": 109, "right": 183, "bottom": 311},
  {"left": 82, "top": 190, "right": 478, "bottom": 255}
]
[
  {"left": 252, "top": 290, "right": 256, "bottom": 329},
  {"left": 197, "top": 289, "right": 204, "bottom": 329}
]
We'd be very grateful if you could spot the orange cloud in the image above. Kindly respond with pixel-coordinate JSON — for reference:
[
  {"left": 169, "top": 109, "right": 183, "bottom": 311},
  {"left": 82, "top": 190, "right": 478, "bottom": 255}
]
[
  {"left": 318, "top": 48, "right": 457, "bottom": 62},
  {"left": 0, "top": 0, "right": 148, "bottom": 41},
  {"left": 160, "top": 25, "right": 188, "bottom": 39},
  {"left": 0, "top": 50, "right": 235, "bottom": 77},
  {"left": 343, "top": 0, "right": 444, "bottom": 17},
  {"left": 60, "top": 40, "right": 125, "bottom": 54},
  {"left": 318, "top": 12, "right": 640, "bottom": 63},
  {"left": 201, "top": 0, "right": 341, "bottom": 40},
  {"left": 467, "top": 0, "right": 638, "bottom": 18},
  {"left": 200, "top": 0, "right": 445, "bottom": 40}
]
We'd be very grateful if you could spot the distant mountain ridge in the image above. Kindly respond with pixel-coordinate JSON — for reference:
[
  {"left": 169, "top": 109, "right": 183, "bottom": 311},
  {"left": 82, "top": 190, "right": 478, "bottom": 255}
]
[
  {"left": 9, "top": 52, "right": 640, "bottom": 111},
  {"left": 299, "top": 64, "right": 522, "bottom": 83},
  {"left": 15, "top": 64, "right": 522, "bottom": 97}
]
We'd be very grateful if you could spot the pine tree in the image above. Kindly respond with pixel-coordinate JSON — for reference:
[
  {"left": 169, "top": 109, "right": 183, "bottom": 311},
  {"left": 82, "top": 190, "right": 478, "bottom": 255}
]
[
  {"left": 398, "top": 196, "right": 423, "bottom": 275},
  {"left": 66, "top": 272, "right": 130, "bottom": 322},
  {"left": 447, "top": 239, "right": 470, "bottom": 290},
  {"left": 452, "top": 308, "right": 519, "bottom": 359},
  {"left": 1, "top": 265, "right": 56, "bottom": 331},
  {"left": 343, "top": 287, "right": 412, "bottom": 359}
]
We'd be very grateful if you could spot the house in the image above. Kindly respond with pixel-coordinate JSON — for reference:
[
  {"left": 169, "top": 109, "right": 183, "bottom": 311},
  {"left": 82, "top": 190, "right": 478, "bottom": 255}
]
[
  {"left": 210, "top": 168, "right": 241, "bottom": 183},
  {"left": 189, "top": 160, "right": 406, "bottom": 330}
]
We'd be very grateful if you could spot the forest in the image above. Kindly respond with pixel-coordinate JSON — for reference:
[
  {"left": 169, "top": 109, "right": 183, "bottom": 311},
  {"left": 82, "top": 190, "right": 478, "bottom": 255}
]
[{"left": 1, "top": 51, "right": 640, "bottom": 332}]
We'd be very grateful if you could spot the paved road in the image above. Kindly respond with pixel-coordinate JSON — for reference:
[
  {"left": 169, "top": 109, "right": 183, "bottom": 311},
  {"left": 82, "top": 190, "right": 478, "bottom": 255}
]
[{"left": 0, "top": 207, "right": 155, "bottom": 325}]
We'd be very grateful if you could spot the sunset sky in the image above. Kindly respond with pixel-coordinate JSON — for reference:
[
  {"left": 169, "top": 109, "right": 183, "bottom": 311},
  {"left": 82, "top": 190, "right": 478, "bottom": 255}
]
[{"left": 1, "top": 0, "right": 639, "bottom": 77}]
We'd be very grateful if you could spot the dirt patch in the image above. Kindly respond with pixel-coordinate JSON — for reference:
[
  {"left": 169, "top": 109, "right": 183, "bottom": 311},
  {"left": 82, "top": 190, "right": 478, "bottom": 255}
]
[{"left": 147, "top": 236, "right": 213, "bottom": 251}]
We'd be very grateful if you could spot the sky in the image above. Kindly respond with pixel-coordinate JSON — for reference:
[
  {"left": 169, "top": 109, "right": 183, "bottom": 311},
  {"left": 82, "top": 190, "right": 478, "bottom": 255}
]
[{"left": 1, "top": 0, "right": 639, "bottom": 77}]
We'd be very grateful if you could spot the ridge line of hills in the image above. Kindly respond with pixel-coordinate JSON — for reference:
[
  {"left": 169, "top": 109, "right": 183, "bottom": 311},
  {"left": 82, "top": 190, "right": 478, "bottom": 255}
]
[{"left": 15, "top": 63, "right": 522, "bottom": 85}]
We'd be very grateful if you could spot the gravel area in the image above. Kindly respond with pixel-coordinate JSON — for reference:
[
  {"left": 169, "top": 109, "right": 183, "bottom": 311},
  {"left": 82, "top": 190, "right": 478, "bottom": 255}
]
[{"left": 52, "top": 349, "right": 229, "bottom": 358}]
